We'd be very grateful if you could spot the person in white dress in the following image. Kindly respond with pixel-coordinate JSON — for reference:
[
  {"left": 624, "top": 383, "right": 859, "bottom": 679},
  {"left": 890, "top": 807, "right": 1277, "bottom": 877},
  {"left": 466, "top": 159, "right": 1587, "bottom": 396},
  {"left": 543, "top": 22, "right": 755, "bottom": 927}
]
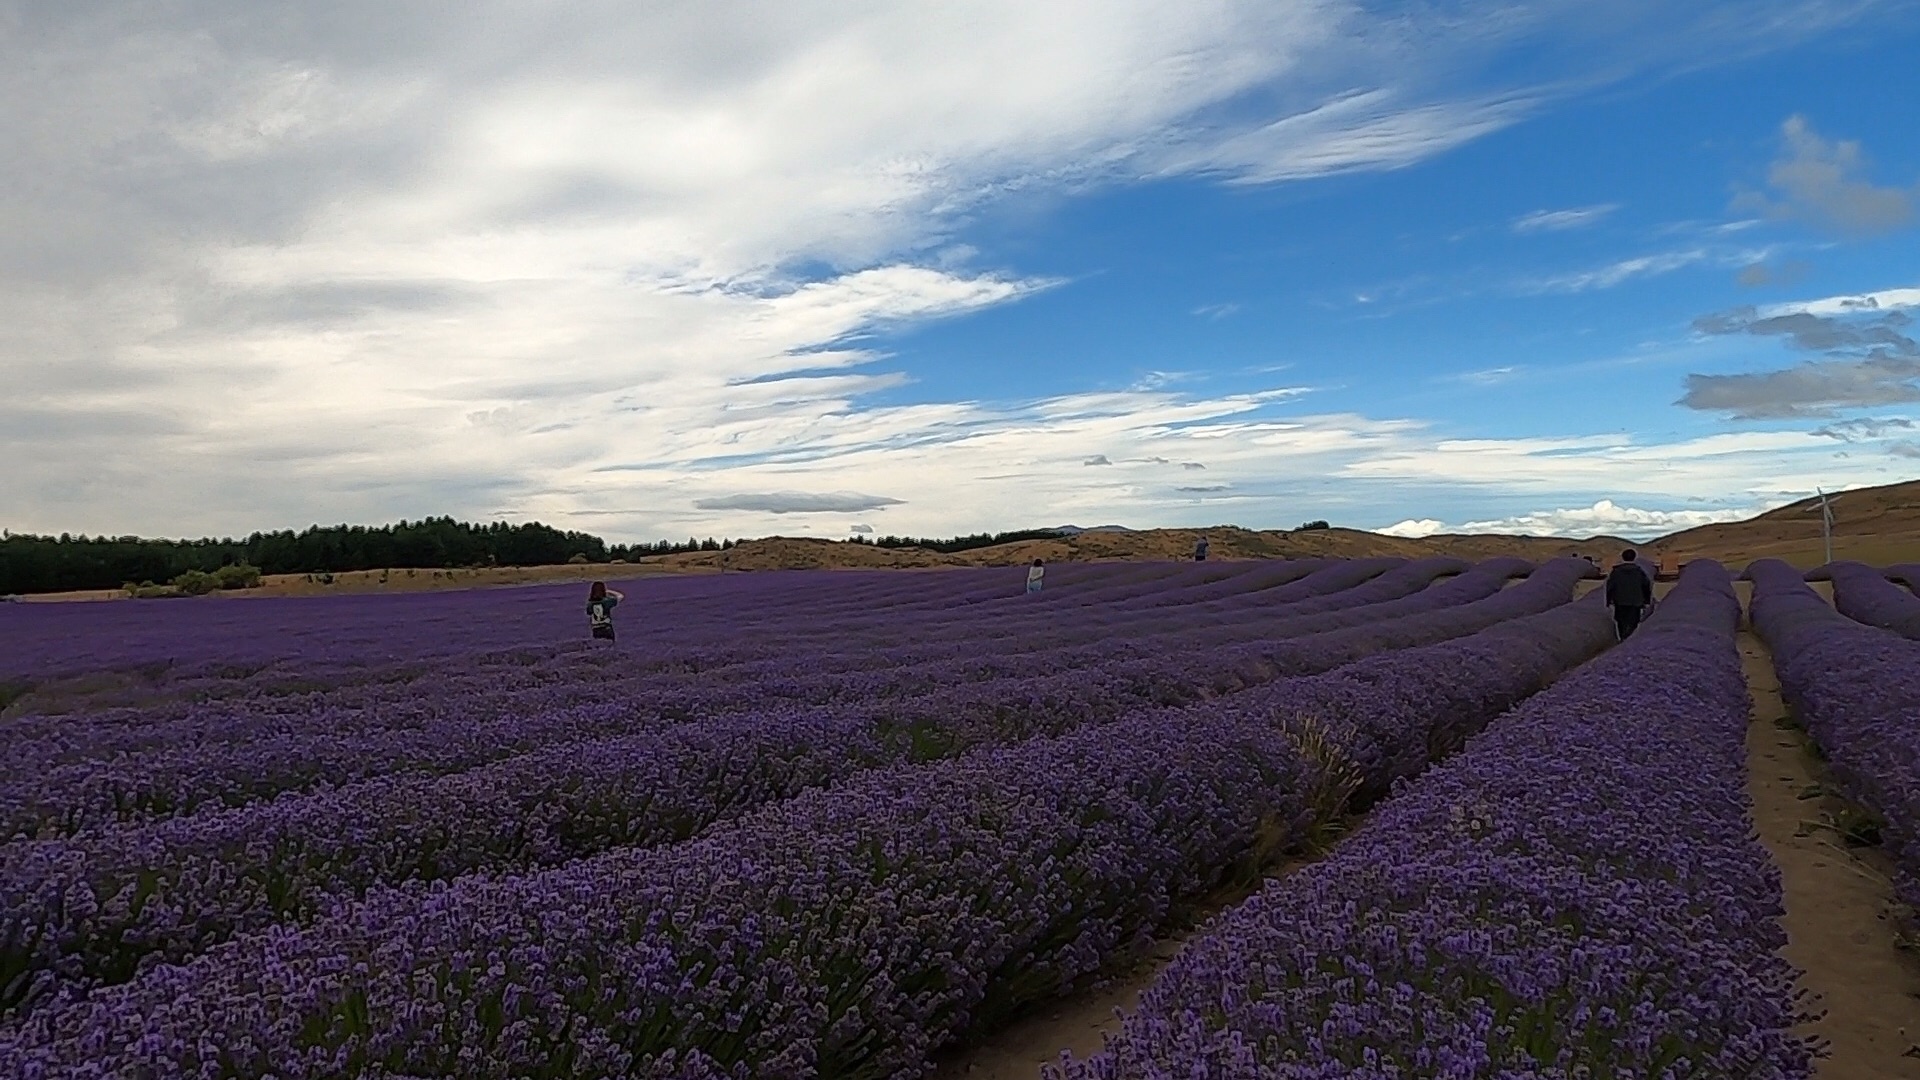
[{"left": 1026, "top": 558, "right": 1045, "bottom": 594}]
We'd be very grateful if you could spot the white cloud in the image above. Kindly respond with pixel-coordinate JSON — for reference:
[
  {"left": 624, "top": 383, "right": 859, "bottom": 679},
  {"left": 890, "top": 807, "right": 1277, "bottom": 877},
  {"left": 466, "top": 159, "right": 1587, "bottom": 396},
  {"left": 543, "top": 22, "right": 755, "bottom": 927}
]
[
  {"left": 1380, "top": 518, "right": 1445, "bottom": 537},
  {"left": 1450, "top": 500, "right": 1770, "bottom": 540},
  {"left": 1759, "top": 286, "right": 1920, "bottom": 318},
  {"left": 1511, "top": 204, "right": 1618, "bottom": 233},
  {"left": 3, "top": 1, "right": 1913, "bottom": 541}
]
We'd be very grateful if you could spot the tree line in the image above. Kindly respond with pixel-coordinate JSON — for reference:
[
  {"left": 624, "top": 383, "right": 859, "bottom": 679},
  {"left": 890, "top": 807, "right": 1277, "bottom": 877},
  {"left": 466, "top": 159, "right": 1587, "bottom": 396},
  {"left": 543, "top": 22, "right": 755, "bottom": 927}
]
[
  {"left": 0, "top": 519, "right": 732, "bottom": 595},
  {"left": 1, "top": 519, "right": 1335, "bottom": 595}
]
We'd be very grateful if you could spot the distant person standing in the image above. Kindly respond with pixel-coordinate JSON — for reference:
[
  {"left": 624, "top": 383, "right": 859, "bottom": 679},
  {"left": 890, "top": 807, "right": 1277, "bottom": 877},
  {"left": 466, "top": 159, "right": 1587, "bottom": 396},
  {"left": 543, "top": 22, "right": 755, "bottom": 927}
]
[
  {"left": 1604, "top": 549, "right": 1653, "bottom": 639},
  {"left": 1026, "top": 558, "right": 1045, "bottom": 594},
  {"left": 1193, "top": 535, "right": 1210, "bottom": 562},
  {"left": 587, "top": 581, "right": 624, "bottom": 640}
]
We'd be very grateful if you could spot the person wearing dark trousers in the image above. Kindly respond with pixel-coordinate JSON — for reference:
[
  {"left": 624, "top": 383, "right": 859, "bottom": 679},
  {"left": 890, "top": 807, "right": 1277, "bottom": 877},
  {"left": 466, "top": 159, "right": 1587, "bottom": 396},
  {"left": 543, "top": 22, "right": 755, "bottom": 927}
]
[
  {"left": 1604, "top": 549, "right": 1653, "bottom": 639},
  {"left": 1193, "top": 535, "right": 1209, "bottom": 562},
  {"left": 586, "top": 581, "right": 624, "bottom": 641}
]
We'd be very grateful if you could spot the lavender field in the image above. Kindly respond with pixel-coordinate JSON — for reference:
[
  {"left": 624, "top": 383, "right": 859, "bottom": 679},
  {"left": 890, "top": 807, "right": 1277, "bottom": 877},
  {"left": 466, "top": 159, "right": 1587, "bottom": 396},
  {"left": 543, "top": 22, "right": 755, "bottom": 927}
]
[{"left": 0, "top": 556, "right": 1907, "bottom": 1077}]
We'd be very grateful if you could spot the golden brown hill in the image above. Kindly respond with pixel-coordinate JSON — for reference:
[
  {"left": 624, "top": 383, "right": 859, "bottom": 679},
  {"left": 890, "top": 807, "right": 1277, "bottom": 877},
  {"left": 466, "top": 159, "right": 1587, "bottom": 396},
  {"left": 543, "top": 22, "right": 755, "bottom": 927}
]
[
  {"left": 1650, "top": 478, "right": 1920, "bottom": 569},
  {"left": 646, "top": 525, "right": 1635, "bottom": 572},
  {"left": 647, "top": 477, "right": 1920, "bottom": 573}
]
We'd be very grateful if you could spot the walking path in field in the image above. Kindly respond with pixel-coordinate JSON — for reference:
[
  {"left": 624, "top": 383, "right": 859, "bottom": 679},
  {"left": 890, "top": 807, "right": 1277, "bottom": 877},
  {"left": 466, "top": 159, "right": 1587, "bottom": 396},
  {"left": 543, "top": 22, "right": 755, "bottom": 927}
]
[
  {"left": 1741, "top": 629, "right": 1920, "bottom": 1079},
  {"left": 926, "top": 855, "right": 1320, "bottom": 1078}
]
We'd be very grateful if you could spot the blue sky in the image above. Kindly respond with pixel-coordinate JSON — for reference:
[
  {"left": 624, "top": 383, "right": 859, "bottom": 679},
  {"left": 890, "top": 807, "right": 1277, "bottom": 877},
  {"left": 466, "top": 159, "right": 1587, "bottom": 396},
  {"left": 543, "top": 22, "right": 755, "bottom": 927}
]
[{"left": 5, "top": 1, "right": 1920, "bottom": 542}]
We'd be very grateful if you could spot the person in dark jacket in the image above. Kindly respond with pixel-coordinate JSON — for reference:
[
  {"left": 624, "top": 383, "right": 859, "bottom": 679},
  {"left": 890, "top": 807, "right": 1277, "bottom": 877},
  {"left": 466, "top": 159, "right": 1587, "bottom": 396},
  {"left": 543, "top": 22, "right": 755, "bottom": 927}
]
[
  {"left": 586, "top": 581, "right": 624, "bottom": 641},
  {"left": 1193, "top": 535, "right": 1209, "bottom": 562},
  {"left": 1604, "top": 549, "right": 1653, "bottom": 639}
]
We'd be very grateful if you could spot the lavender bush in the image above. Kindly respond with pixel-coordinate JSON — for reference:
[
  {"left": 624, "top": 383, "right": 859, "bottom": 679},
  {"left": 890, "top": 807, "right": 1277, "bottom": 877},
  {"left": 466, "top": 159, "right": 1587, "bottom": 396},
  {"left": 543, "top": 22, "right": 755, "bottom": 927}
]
[
  {"left": 1055, "top": 560, "right": 1811, "bottom": 1080},
  {"left": 0, "top": 559, "right": 1406, "bottom": 836},
  {"left": 0, "top": 571, "right": 1609, "bottom": 1076},
  {"left": 1824, "top": 560, "right": 1920, "bottom": 639},
  {"left": 1750, "top": 558, "right": 1920, "bottom": 908},
  {"left": 0, "top": 559, "right": 1530, "bottom": 841},
  {"left": 0, "top": 559, "right": 1584, "bottom": 1015},
  {"left": 1887, "top": 563, "right": 1920, "bottom": 594}
]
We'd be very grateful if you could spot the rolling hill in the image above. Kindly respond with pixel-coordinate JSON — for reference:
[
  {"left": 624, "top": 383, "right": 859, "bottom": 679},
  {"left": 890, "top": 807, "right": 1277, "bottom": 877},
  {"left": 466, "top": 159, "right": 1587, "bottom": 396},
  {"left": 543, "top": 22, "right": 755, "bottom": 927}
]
[{"left": 647, "top": 478, "right": 1920, "bottom": 572}]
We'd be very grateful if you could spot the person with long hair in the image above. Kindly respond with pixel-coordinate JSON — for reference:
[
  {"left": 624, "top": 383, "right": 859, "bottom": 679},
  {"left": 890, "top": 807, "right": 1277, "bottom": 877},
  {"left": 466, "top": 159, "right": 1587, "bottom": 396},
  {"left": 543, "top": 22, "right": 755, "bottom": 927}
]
[
  {"left": 1025, "top": 558, "right": 1045, "bottom": 594},
  {"left": 586, "top": 580, "right": 625, "bottom": 641}
]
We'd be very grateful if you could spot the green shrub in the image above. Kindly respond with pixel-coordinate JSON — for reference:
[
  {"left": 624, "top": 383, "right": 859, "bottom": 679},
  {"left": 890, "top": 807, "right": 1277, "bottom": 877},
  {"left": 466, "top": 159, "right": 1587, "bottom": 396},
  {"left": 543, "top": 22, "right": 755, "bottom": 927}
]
[
  {"left": 214, "top": 564, "right": 262, "bottom": 590},
  {"left": 1297, "top": 519, "right": 1331, "bottom": 531},
  {"left": 567, "top": 553, "right": 590, "bottom": 564},
  {"left": 172, "top": 569, "right": 220, "bottom": 596},
  {"left": 128, "top": 584, "right": 184, "bottom": 599}
]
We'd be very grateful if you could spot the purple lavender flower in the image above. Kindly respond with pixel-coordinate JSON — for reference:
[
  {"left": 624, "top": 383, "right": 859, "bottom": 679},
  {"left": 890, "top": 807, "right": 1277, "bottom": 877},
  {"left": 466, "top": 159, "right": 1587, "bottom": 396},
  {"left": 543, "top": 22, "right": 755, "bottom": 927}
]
[
  {"left": 1055, "top": 561, "right": 1811, "bottom": 1079},
  {"left": 0, "top": 560, "right": 1604, "bottom": 1075}
]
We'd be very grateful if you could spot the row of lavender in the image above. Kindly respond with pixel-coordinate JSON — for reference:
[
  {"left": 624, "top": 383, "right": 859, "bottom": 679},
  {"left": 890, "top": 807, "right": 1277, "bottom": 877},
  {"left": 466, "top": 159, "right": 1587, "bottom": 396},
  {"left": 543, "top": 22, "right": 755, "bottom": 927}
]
[
  {"left": 3, "top": 558, "right": 1549, "bottom": 840},
  {"left": 1888, "top": 562, "right": 1920, "bottom": 594},
  {"left": 0, "top": 558, "right": 1376, "bottom": 769},
  {"left": 0, "top": 560, "right": 1280, "bottom": 725},
  {"left": 0, "top": 561, "right": 1156, "bottom": 678},
  {"left": 0, "top": 574, "right": 1614, "bottom": 1075},
  {"left": 0, "top": 558, "right": 1585, "bottom": 1017},
  {"left": 1753, "top": 558, "right": 1920, "bottom": 912},
  {"left": 1824, "top": 559, "right": 1920, "bottom": 640},
  {"left": 0, "top": 560, "right": 1248, "bottom": 746},
  {"left": 1057, "top": 560, "right": 1810, "bottom": 1078},
  {"left": 0, "top": 559, "right": 1311, "bottom": 685}
]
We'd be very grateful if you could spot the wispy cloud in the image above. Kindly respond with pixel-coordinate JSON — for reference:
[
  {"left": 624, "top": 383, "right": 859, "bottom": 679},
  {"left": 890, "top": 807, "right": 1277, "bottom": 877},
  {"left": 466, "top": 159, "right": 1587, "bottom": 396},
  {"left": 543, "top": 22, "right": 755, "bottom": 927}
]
[
  {"left": 1511, "top": 204, "right": 1619, "bottom": 233},
  {"left": 1522, "top": 249, "right": 1712, "bottom": 293},
  {"left": 1812, "top": 416, "right": 1915, "bottom": 441},
  {"left": 1192, "top": 303, "right": 1240, "bottom": 320},
  {"left": 691, "top": 492, "right": 905, "bottom": 514},
  {"left": 1174, "top": 89, "right": 1541, "bottom": 185},
  {"left": 1083, "top": 454, "right": 1114, "bottom": 466},
  {"left": 1448, "top": 366, "right": 1524, "bottom": 386}
]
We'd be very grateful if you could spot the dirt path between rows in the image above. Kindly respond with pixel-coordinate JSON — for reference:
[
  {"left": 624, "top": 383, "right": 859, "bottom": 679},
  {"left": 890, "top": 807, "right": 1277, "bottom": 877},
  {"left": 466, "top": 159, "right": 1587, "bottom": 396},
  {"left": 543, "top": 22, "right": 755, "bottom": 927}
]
[
  {"left": 1740, "top": 631, "right": 1920, "bottom": 1079},
  {"left": 927, "top": 852, "right": 1322, "bottom": 1079}
]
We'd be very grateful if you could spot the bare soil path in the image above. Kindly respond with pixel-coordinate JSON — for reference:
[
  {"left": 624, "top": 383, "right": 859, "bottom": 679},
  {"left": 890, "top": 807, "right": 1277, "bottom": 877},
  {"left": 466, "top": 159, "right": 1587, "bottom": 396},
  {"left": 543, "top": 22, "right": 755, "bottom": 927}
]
[
  {"left": 927, "top": 938, "right": 1176, "bottom": 1078},
  {"left": 1741, "top": 631, "right": 1920, "bottom": 1078}
]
